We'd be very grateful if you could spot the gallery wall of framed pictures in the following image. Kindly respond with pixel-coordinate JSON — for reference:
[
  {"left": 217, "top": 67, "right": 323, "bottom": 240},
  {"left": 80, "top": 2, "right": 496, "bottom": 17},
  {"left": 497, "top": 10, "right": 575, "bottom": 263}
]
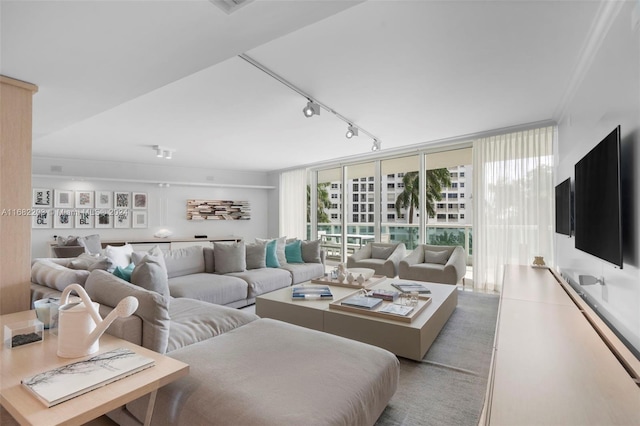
[{"left": 31, "top": 188, "right": 148, "bottom": 229}]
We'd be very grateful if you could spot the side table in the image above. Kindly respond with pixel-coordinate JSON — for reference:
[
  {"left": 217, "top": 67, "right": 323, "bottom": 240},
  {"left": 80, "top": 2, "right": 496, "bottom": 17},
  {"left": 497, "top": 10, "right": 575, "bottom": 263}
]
[{"left": 0, "top": 310, "right": 188, "bottom": 426}]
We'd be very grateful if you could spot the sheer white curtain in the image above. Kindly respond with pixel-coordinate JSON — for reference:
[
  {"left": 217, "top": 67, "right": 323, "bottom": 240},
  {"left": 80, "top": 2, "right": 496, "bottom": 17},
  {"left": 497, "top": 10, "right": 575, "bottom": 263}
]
[
  {"left": 279, "top": 168, "right": 307, "bottom": 240},
  {"left": 472, "top": 126, "right": 555, "bottom": 292}
]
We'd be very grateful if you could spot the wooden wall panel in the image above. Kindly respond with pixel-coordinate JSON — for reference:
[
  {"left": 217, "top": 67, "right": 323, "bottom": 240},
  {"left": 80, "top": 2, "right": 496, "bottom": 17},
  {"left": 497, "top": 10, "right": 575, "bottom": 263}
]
[{"left": 0, "top": 76, "right": 38, "bottom": 314}]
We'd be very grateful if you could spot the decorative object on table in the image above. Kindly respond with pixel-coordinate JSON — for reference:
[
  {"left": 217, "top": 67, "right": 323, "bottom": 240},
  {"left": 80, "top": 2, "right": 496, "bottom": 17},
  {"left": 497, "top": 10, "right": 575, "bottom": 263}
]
[
  {"left": 21, "top": 347, "right": 154, "bottom": 407},
  {"left": 57, "top": 284, "right": 139, "bottom": 358},
  {"left": 346, "top": 272, "right": 355, "bottom": 284},
  {"left": 291, "top": 285, "right": 333, "bottom": 300},
  {"left": 187, "top": 199, "right": 250, "bottom": 220},
  {"left": 347, "top": 267, "right": 375, "bottom": 281},
  {"left": 391, "top": 282, "right": 432, "bottom": 294},
  {"left": 154, "top": 228, "right": 173, "bottom": 238},
  {"left": 310, "top": 274, "right": 386, "bottom": 289},
  {"left": 337, "top": 271, "right": 346, "bottom": 283},
  {"left": 337, "top": 263, "right": 346, "bottom": 275},
  {"left": 356, "top": 274, "right": 365, "bottom": 285},
  {"left": 4, "top": 319, "right": 44, "bottom": 348},
  {"left": 532, "top": 256, "right": 546, "bottom": 267},
  {"left": 33, "top": 298, "right": 58, "bottom": 329}
]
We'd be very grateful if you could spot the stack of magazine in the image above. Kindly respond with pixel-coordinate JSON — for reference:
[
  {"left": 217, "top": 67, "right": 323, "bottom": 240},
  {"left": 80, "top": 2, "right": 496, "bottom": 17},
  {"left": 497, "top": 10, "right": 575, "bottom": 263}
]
[
  {"left": 291, "top": 285, "right": 333, "bottom": 300},
  {"left": 340, "top": 295, "right": 382, "bottom": 310},
  {"left": 391, "top": 282, "right": 431, "bottom": 293}
]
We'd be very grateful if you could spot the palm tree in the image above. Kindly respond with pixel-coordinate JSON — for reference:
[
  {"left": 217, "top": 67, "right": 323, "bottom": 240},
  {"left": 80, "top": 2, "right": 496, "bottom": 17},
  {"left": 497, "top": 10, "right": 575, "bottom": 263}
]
[
  {"left": 395, "top": 169, "right": 451, "bottom": 223},
  {"left": 307, "top": 183, "right": 332, "bottom": 223}
]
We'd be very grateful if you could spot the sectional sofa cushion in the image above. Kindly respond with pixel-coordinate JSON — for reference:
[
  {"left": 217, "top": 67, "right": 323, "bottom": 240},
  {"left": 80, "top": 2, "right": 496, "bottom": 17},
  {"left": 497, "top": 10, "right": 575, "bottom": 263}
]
[
  {"left": 163, "top": 245, "right": 205, "bottom": 278},
  {"left": 256, "top": 236, "right": 287, "bottom": 265},
  {"left": 280, "top": 262, "right": 325, "bottom": 285},
  {"left": 131, "top": 245, "right": 166, "bottom": 271},
  {"left": 31, "top": 259, "right": 90, "bottom": 291},
  {"left": 85, "top": 269, "right": 171, "bottom": 354},
  {"left": 131, "top": 254, "right": 170, "bottom": 298},
  {"left": 166, "top": 297, "right": 258, "bottom": 352},
  {"left": 167, "top": 273, "right": 249, "bottom": 306},
  {"left": 213, "top": 241, "right": 246, "bottom": 274},
  {"left": 265, "top": 239, "right": 280, "bottom": 268},
  {"left": 227, "top": 268, "right": 292, "bottom": 298},
  {"left": 125, "top": 318, "right": 399, "bottom": 426},
  {"left": 246, "top": 242, "right": 267, "bottom": 269}
]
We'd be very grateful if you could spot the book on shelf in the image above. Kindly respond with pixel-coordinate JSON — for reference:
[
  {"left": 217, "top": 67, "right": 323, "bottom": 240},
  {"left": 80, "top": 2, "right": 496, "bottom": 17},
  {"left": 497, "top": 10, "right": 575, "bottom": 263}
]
[
  {"left": 340, "top": 295, "right": 383, "bottom": 310},
  {"left": 21, "top": 347, "right": 155, "bottom": 407},
  {"left": 379, "top": 304, "right": 414, "bottom": 316},
  {"left": 291, "top": 285, "right": 333, "bottom": 300},
  {"left": 391, "top": 282, "right": 431, "bottom": 294},
  {"left": 368, "top": 289, "right": 399, "bottom": 301}
]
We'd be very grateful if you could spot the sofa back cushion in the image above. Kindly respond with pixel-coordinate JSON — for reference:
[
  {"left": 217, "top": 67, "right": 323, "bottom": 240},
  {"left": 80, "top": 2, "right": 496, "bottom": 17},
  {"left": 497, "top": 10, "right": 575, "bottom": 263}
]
[
  {"left": 371, "top": 243, "right": 396, "bottom": 260},
  {"left": 214, "top": 241, "right": 246, "bottom": 274},
  {"left": 163, "top": 245, "right": 205, "bottom": 278},
  {"left": 203, "top": 247, "right": 215, "bottom": 273},
  {"left": 31, "top": 260, "right": 90, "bottom": 291},
  {"left": 301, "top": 239, "right": 322, "bottom": 263},
  {"left": 85, "top": 269, "right": 171, "bottom": 354},
  {"left": 131, "top": 254, "right": 170, "bottom": 298},
  {"left": 246, "top": 243, "right": 266, "bottom": 269}
]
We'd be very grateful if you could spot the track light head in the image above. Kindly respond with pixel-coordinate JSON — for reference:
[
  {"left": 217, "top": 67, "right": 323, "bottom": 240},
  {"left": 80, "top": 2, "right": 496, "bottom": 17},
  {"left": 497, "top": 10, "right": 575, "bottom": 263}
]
[
  {"left": 346, "top": 125, "right": 359, "bottom": 139},
  {"left": 302, "top": 100, "right": 320, "bottom": 118},
  {"left": 153, "top": 145, "right": 163, "bottom": 157},
  {"left": 371, "top": 139, "right": 381, "bottom": 152},
  {"left": 164, "top": 150, "right": 172, "bottom": 160}
]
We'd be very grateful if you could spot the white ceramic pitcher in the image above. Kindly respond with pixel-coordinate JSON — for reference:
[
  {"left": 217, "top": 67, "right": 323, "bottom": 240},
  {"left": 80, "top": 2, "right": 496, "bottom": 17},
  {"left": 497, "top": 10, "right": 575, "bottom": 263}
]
[{"left": 57, "top": 283, "right": 138, "bottom": 358}]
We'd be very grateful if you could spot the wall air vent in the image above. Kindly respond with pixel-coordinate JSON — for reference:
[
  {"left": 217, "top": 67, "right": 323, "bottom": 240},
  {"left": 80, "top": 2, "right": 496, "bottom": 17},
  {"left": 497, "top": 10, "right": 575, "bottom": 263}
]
[{"left": 209, "top": 0, "right": 255, "bottom": 15}]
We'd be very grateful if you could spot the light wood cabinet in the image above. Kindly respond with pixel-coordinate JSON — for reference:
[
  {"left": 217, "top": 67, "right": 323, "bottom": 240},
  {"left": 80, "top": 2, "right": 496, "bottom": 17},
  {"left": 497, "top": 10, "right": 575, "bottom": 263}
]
[
  {"left": 484, "top": 265, "right": 640, "bottom": 425},
  {"left": 0, "top": 76, "right": 38, "bottom": 315}
]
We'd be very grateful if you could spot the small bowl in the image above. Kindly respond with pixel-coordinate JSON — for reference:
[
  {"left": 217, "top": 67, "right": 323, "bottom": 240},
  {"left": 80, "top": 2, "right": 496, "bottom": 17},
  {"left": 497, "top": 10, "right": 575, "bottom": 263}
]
[{"left": 347, "top": 268, "right": 375, "bottom": 281}]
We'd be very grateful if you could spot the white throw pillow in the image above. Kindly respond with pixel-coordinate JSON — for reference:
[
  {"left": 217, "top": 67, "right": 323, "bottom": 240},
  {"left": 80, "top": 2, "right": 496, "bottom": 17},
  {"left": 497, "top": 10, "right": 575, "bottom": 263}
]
[{"left": 105, "top": 244, "right": 134, "bottom": 269}]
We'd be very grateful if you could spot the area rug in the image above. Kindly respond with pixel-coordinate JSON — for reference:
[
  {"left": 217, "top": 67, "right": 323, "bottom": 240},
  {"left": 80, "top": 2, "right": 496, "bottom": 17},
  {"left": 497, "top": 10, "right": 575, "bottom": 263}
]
[{"left": 375, "top": 290, "right": 499, "bottom": 426}]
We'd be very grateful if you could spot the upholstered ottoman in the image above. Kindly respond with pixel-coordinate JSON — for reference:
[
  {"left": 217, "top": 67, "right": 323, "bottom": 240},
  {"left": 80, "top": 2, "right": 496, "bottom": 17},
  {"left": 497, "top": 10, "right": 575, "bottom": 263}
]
[{"left": 122, "top": 318, "right": 399, "bottom": 426}]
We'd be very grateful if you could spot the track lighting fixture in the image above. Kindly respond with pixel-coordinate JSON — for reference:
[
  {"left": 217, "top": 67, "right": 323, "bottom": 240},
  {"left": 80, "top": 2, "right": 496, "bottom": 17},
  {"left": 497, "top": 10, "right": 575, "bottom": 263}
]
[
  {"left": 346, "top": 124, "right": 358, "bottom": 139},
  {"left": 238, "top": 54, "right": 382, "bottom": 152},
  {"left": 153, "top": 145, "right": 175, "bottom": 159},
  {"left": 302, "top": 100, "right": 320, "bottom": 118}
]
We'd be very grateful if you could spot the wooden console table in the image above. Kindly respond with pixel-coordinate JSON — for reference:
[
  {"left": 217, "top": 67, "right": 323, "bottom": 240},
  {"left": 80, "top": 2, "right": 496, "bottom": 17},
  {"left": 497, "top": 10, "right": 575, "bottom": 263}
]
[
  {"left": 483, "top": 265, "right": 640, "bottom": 425},
  {"left": 0, "top": 310, "right": 189, "bottom": 426}
]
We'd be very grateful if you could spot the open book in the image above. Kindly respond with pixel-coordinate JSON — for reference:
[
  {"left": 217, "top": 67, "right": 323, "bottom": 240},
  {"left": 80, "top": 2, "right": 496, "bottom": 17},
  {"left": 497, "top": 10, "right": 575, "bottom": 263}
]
[{"left": 22, "top": 348, "right": 155, "bottom": 407}]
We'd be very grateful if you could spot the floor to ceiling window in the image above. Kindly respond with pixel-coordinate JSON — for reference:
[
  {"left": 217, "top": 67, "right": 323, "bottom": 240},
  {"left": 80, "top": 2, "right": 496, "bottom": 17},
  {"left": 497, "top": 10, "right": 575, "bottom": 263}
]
[{"left": 381, "top": 155, "right": 420, "bottom": 250}]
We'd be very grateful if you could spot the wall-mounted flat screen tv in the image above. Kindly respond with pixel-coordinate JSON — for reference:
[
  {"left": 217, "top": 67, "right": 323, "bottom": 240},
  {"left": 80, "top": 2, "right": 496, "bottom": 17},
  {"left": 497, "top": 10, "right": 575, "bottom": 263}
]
[
  {"left": 555, "top": 177, "right": 572, "bottom": 236},
  {"left": 574, "top": 126, "right": 623, "bottom": 268}
]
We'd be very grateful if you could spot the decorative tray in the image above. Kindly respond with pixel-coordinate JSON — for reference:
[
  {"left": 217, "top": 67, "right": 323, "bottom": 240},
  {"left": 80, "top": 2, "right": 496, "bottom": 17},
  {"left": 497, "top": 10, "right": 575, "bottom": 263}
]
[
  {"left": 328, "top": 292, "right": 431, "bottom": 323},
  {"left": 310, "top": 275, "right": 386, "bottom": 289}
]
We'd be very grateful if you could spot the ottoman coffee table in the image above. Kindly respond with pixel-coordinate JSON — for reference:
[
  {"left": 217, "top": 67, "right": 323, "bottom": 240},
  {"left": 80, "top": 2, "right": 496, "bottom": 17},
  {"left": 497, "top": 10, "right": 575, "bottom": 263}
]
[{"left": 256, "top": 278, "right": 457, "bottom": 360}]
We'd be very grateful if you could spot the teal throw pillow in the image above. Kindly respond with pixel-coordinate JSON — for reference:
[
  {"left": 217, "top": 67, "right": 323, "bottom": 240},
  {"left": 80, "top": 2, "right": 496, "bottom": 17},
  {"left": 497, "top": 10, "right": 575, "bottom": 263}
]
[
  {"left": 285, "top": 240, "right": 304, "bottom": 263},
  {"left": 265, "top": 239, "right": 280, "bottom": 268},
  {"left": 113, "top": 262, "right": 135, "bottom": 282}
]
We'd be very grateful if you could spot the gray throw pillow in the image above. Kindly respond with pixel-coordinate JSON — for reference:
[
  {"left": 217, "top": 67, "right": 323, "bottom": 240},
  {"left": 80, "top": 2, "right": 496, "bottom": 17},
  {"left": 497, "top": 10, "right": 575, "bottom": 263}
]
[
  {"left": 78, "top": 234, "right": 102, "bottom": 255},
  {"left": 214, "top": 241, "right": 246, "bottom": 274},
  {"left": 131, "top": 254, "right": 170, "bottom": 298},
  {"left": 56, "top": 235, "right": 79, "bottom": 246},
  {"left": 69, "top": 253, "right": 114, "bottom": 272},
  {"left": 372, "top": 245, "right": 395, "bottom": 260},
  {"left": 301, "top": 240, "right": 322, "bottom": 263},
  {"left": 424, "top": 250, "right": 450, "bottom": 265},
  {"left": 131, "top": 245, "right": 166, "bottom": 272},
  {"left": 246, "top": 242, "right": 266, "bottom": 269}
]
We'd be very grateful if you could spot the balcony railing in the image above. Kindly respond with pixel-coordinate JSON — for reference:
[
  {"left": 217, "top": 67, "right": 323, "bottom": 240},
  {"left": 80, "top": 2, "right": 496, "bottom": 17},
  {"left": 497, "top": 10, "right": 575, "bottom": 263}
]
[{"left": 313, "top": 223, "right": 473, "bottom": 265}]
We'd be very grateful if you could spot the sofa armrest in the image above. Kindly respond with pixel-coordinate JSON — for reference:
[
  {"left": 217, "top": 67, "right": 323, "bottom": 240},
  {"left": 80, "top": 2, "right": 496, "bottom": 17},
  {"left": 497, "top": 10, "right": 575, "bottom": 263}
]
[
  {"left": 386, "top": 243, "right": 407, "bottom": 265},
  {"left": 443, "top": 246, "right": 466, "bottom": 283},
  {"left": 398, "top": 247, "right": 422, "bottom": 277}
]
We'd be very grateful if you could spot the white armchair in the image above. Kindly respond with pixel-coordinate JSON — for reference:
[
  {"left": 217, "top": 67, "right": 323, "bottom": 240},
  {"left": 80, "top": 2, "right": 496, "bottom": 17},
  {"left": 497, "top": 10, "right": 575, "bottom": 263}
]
[
  {"left": 399, "top": 245, "right": 466, "bottom": 285},
  {"left": 347, "top": 242, "right": 407, "bottom": 278}
]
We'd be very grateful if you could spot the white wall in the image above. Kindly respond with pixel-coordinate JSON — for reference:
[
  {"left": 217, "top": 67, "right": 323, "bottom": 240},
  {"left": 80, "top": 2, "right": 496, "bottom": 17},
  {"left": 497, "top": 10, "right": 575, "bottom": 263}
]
[
  {"left": 31, "top": 158, "right": 274, "bottom": 258},
  {"left": 555, "top": 2, "right": 640, "bottom": 353}
]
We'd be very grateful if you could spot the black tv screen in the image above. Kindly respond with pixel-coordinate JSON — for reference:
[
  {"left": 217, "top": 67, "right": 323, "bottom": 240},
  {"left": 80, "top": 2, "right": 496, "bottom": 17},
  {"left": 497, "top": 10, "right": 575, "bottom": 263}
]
[
  {"left": 574, "top": 126, "right": 623, "bottom": 268},
  {"left": 555, "top": 177, "right": 572, "bottom": 236}
]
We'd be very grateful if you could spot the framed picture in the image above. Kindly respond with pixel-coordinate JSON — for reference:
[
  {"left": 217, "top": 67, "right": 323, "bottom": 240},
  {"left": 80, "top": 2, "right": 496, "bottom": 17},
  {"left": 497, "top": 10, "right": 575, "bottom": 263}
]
[
  {"left": 95, "top": 191, "right": 113, "bottom": 209},
  {"left": 32, "top": 209, "right": 52, "bottom": 228},
  {"left": 114, "top": 192, "right": 131, "bottom": 209},
  {"left": 54, "top": 190, "right": 74, "bottom": 208},
  {"left": 75, "top": 209, "right": 93, "bottom": 228},
  {"left": 53, "top": 209, "right": 74, "bottom": 229},
  {"left": 75, "top": 191, "right": 94, "bottom": 209},
  {"left": 114, "top": 210, "right": 130, "bottom": 228},
  {"left": 33, "top": 188, "right": 52, "bottom": 208},
  {"left": 132, "top": 211, "right": 147, "bottom": 228},
  {"left": 132, "top": 192, "right": 147, "bottom": 209},
  {"left": 95, "top": 210, "right": 112, "bottom": 228}
]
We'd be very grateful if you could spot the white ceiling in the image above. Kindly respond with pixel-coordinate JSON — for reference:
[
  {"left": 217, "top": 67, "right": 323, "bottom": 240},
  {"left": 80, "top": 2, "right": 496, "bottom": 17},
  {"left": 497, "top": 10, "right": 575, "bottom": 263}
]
[{"left": 1, "top": 0, "right": 602, "bottom": 173}]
